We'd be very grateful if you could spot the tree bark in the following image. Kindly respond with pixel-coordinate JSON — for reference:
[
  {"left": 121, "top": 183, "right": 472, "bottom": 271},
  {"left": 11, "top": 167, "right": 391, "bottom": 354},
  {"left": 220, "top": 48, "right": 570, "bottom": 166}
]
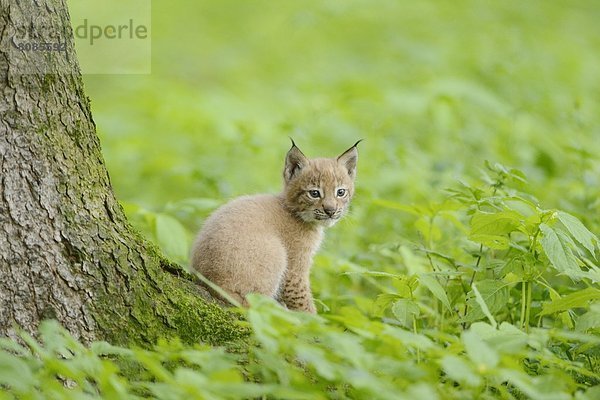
[{"left": 0, "top": 0, "right": 243, "bottom": 345}]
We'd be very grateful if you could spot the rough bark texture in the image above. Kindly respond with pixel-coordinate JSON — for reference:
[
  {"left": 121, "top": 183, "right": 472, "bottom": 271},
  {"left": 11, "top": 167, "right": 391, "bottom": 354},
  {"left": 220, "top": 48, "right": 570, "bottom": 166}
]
[{"left": 0, "top": 0, "right": 245, "bottom": 345}]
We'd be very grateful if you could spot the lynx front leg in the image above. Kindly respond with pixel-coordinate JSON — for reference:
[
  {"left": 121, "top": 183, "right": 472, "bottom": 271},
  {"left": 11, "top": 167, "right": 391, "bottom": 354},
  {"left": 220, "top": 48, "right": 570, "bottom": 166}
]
[{"left": 280, "top": 274, "right": 316, "bottom": 313}]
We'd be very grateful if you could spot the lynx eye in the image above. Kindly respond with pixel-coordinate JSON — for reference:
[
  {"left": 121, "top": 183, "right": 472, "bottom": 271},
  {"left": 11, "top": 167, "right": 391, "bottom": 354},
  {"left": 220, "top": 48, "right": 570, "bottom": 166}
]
[
  {"left": 308, "top": 190, "right": 321, "bottom": 199},
  {"left": 336, "top": 188, "right": 347, "bottom": 197}
]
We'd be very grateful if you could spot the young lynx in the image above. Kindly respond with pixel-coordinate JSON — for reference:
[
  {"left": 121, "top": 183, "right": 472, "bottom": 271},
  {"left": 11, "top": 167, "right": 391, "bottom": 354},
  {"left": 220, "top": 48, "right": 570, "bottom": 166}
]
[{"left": 191, "top": 140, "right": 360, "bottom": 313}]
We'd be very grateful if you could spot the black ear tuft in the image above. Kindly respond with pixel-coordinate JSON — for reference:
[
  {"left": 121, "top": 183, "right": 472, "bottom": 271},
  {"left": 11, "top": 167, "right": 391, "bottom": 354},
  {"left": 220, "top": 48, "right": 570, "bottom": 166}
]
[
  {"left": 337, "top": 140, "right": 361, "bottom": 178},
  {"left": 284, "top": 139, "right": 308, "bottom": 182}
]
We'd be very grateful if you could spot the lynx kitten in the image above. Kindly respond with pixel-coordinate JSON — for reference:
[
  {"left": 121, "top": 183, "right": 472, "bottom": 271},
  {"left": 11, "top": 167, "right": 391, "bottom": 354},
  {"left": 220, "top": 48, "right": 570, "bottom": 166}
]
[{"left": 191, "top": 141, "right": 360, "bottom": 313}]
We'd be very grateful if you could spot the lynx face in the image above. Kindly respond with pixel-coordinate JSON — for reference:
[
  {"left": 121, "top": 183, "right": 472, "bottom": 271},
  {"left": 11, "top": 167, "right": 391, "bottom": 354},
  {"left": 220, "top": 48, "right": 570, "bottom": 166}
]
[{"left": 283, "top": 142, "right": 359, "bottom": 227}]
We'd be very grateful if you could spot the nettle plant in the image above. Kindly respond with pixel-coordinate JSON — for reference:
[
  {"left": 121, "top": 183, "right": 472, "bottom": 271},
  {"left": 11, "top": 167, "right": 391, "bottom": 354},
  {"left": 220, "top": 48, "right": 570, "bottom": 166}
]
[{"left": 373, "top": 162, "right": 600, "bottom": 335}]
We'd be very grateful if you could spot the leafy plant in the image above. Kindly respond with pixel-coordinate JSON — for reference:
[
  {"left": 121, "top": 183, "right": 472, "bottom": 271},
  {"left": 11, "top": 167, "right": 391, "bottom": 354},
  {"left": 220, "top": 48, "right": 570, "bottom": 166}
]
[{"left": 4, "top": 0, "right": 599, "bottom": 398}]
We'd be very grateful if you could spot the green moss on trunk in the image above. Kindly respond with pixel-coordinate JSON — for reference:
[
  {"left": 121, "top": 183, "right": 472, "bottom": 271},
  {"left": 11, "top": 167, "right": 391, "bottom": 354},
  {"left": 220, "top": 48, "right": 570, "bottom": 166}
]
[{"left": 92, "top": 237, "right": 249, "bottom": 347}]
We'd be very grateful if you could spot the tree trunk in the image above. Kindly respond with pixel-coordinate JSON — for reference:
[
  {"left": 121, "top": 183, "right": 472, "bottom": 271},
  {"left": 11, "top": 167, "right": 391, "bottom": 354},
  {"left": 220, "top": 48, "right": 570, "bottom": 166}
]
[{"left": 0, "top": 0, "right": 243, "bottom": 345}]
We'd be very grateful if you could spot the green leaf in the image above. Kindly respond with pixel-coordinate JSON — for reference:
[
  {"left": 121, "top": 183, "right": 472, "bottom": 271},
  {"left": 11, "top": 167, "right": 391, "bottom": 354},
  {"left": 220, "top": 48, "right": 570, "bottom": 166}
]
[
  {"left": 440, "top": 355, "right": 482, "bottom": 387},
  {"left": 344, "top": 270, "right": 403, "bottom": 279},
  {"left": 539, "top": 287, "right": 600, "bottom": 316},
  {"left": 484, "top": 161, "right": 528, "bottom": 184},
  {"left": 91, "top": 341, "right": 134, "bottom": 357},
  {"left": 471, "top": 322, "right": 528, "bottom": 354},
  {"left": 499, "top": 370, "right": 571, "bottom": 400},
  {"left": 154, "top": 213, "right": 190, "bottom": 262},
  {"left": 372, "top": 293, "right": 402, "bottom": 317},
  {"left": 462, "top": 330, "right": 499, "bottom": 370},
  {"left": 469, "top": 210, "right": 523, "bottom": 249},
  {"left": 468, "top": 234, "right": 511, "bottom": 250},
  {"left": 556, "top": 211, "right": 598, "bottom": 255},
  {"left": 472, "top": 282, "right": 497, "bottom": 328},
  {"left": 404, "top": 383, "right": 439, "bottom": 400},
  {"left": 470, "top": 210, "right": 523, "bottom": 234},
  {"left": 0, "top": 352, "right": 35, "bottom": 392},
  {"left": 579, "top": 386, "right": 600, "bottom": 400},
  {"left": 539, "top": 223, "right": 580, "bottom": 276},
  {"left": 0, "top": 337, "right": 28, "bottom": 356},
  {"left": 418, "top": 273, "right": 452, "bottom": 311},
  {"left": 295, "top": 344, "right": 337, "bottom": 380},
  {"left": 392, "top": 299, "right": 420, "bottom": 328},
  {"left": 576, "top": 305, "right": 600, "bottom": 333},
  {"left": 463, "top": 280, "right": 509, "bottom": 323}
]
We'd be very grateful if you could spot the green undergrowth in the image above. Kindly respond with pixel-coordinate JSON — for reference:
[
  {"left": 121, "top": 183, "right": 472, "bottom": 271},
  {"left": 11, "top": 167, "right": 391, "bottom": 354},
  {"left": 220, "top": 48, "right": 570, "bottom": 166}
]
[
  {"left": 5, "top": 0, "right": 597, "bottom": 398},
  {"left": 2, "top": 167, "right": 600, "bottom": 398},
  {"left": 1, "top": 295, "right": 599, "bottom": 399}
]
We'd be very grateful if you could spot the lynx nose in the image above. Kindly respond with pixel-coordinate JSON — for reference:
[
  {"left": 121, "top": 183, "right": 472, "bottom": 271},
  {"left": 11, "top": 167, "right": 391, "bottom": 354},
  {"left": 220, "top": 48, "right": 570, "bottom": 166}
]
[{"left": 323, "top": 206, "right": 336, "bottom": 217}]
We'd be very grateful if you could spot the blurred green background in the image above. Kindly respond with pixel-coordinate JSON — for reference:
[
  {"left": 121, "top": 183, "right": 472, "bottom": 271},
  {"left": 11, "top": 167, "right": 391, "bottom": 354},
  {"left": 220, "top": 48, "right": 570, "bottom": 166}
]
[{"left": 79, "top": 0, "right": 600, "bottom": 305}]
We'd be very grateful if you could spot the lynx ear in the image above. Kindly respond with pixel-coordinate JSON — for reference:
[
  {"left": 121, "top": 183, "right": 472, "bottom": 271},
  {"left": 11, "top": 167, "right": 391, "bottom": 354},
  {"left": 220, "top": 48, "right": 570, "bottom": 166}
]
[
  {"left": 284, "top": 139, "right": 308, "bottom": 182},
  {"left": 337, "top": 140, "right": 362, "bottom": 178}
]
